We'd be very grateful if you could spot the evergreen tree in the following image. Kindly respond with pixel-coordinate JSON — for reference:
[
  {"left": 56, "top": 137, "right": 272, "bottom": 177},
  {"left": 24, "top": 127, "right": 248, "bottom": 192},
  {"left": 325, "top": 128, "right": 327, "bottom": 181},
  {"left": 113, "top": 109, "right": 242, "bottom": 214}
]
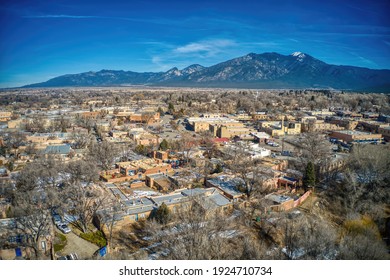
[
  {"left": 213, "top": 163, "right": 223, "bottom": 174},
  {"left": 303, "top": 161, "right": 316, "bottom": 191},
  {"left": 157, "top": 107, "right": 165, "bottom": 115},
  {"left": 159, "top": 139, "right": 169, "bottom": 151},
  {"left": 168, "top": 103, "right": 175, "bottom": 114},
  {"left": 154, "top": 202, "right": 170, "bottom": 225}
]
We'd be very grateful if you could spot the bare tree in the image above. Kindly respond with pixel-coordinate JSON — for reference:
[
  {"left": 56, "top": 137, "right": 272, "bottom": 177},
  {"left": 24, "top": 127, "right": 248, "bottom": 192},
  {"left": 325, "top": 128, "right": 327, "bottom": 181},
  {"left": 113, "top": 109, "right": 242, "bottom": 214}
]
[
  {"left": 65, "top": 160, "right": 99, "bottom": 185},
  {"left": 339, "top": 231, "right": 388, "bottom": 259},
  {"left": 11, "top": 188, "right": 54, "bottom": 259},
  {"left": 224, "top": 142, "right": 269, "bottom": 199},
  {"left": 143, "top": 198, "right": 240, "bottom": 260},
  {"left": 65, "top": 183, "right": 106, "bottom": 233},
  {"left": 277, "top": 214, "right": 338, "bottom": 260},
  {"left": 177, "top": 133, "right": 198, "bottom": 166},
  {"left": 298, "top": 132, "right": 332, "bottom": 167},
  {"left": 88, "top": 141, "right": 119, "bottom": 171},
  {"left": 71, "top": 132, "right": 93, "bottom": 149},
  {"left": 347, "top": 145, "right": 390, "bottom": 187}
]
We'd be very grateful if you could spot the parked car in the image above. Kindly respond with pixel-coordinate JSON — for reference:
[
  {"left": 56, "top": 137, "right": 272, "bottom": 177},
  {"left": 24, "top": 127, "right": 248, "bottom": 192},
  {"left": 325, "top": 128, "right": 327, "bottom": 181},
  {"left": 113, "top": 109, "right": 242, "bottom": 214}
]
[
  {"left": 57, "top": 223, "right": 71, "bottom": 234},
  {"left": 52, "top": 214, "right": 62, "bottom": 225},
  {"left": 267, "top": 142, "right": 279, "bottom": 147},
  {"left": 57, "top": 253, "right": 78, "bottom": 260},
  {"left": 66, "top": 253, "right": 78, "bottom": 260}
]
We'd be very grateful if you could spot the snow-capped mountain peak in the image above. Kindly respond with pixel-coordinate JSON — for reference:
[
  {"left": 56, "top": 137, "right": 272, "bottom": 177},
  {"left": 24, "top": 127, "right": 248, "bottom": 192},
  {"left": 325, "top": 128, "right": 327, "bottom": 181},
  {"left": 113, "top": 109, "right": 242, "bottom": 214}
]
[
  {"left": 291, "top": 51, "right": 306, "bottom": 61},
  {"left": 291, "top": 51, "right": 303, "bottom": 56}
]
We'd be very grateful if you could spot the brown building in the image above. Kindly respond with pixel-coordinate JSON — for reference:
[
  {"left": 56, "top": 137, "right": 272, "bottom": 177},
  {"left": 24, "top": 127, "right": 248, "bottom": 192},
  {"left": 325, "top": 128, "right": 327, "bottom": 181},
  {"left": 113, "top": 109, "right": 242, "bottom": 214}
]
[
  {"left": 100, "top": 159, "right": 172, "bottom": 183},
  {"left": 252, "top": 112, "right": 269, "bottom": 121},
  {"left": 151, "top": 150, "right": 169, "bottom": 161},
  {"left": 301, "top": 120, "right": 342, "bottom": 132},
  {"left": 329, "top": 130, "right": 383, "bottom": 144},
  {"left": 0, "top": 112, "right": 12, "bottom": 122},
  {"left": 79, "top": 111, "right": 100, "bottom": 119},
  {"left": 358, "top": 120, "right": 388, "bottom": 133},
  {"left": 329, "top": 119, "right": 358, "bottom": 130},
  {"left": 260, "top": 121, "right": 301, "bottom": 136},
  {"left": 129, "top": 112, "right": 160, "bottom": 124},
  {"left": 378, "top": 126, "right": 390, "bottom": 141}
]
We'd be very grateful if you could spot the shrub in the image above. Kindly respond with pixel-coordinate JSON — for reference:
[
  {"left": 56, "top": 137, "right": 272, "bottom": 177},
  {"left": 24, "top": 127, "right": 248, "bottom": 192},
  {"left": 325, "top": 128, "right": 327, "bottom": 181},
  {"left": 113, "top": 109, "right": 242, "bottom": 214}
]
[{"left": 80, "top": 230, "right": 107, "bottom": 247}]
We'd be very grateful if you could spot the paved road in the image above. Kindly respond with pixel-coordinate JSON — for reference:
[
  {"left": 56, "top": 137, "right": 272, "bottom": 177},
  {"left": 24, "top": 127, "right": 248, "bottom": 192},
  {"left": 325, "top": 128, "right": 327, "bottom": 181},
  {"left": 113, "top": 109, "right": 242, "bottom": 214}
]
[{"left": 58, "top": 230, "right": 99, "bottom": 260}]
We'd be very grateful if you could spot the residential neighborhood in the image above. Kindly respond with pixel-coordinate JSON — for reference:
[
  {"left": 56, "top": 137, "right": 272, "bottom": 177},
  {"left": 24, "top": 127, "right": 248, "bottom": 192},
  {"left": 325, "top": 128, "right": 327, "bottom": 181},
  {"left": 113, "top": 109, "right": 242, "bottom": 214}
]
[{"left": 0, "top": 87, "right": 389, "bottom": 260}]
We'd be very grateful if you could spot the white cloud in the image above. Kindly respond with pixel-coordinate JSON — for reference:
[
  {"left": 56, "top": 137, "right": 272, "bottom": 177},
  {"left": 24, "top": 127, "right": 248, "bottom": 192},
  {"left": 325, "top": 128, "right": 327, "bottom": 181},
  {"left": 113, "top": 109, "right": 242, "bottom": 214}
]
[
  {"left": 24, "top": 15, "right": 101, "bottom": 19},
  {"left": 175, "top": 39, "right": 236, "bottom": 56}
]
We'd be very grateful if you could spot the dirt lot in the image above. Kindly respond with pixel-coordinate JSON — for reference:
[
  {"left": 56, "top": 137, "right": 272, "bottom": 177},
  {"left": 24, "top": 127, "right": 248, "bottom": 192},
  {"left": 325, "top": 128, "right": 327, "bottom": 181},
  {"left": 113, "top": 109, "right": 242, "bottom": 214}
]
[{"left": 56, "top": 229, "right": 99, "bottom": 260}]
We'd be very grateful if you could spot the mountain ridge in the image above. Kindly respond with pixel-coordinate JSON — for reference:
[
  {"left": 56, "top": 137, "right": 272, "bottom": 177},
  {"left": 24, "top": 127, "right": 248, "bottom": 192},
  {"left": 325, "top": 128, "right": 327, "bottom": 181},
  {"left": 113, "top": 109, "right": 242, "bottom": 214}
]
[{"left": 22, "top": 52, "right": 390, "bottom": 92}]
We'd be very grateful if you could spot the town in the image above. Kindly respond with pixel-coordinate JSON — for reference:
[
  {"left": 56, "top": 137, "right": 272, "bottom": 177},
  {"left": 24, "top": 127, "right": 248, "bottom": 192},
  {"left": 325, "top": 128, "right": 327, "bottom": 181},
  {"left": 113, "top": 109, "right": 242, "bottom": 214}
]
[{"left": 0, "top": 87, "right": 389, "bottom": 260}]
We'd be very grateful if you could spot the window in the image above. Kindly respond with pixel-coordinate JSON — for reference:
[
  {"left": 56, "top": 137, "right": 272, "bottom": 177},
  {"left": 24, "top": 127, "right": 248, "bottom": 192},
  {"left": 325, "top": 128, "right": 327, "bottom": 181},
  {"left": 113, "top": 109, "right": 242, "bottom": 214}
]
[{"left": 41, "top": 241, "right": 46, "bottom": 250}]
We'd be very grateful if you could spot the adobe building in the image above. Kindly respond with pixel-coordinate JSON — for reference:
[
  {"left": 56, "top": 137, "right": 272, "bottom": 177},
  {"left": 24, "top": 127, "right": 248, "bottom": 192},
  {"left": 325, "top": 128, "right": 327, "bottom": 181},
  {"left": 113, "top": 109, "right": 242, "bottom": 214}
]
[
  {"left": 378, "top": 126, "right": 390, "bottom": 141},
  {"left": 79, "top": 111, "right": 100, "bottom": 119},
  {"left": 0, "top": 112, "right": 12, "bottom": 122},
  {"left": 187, "top": 116, "right": 240, "bottom": 133},
  {"left": 301, "top": 120, "right": 342, "bottom": 132},
  {"left": 209, "top": 123, "right": 253, "bottom": 138},
  {"left": 329, "top": 130, "right": 383, "bottom": 144},
  {"left": 259, "top": 121, "right": 301, "bottom": 136},
  {"left": 100, "top": 159, "right": 173, "bottom": 183},
  {"left": 328, "top": 118, "right": 358, "bottom": 130}
]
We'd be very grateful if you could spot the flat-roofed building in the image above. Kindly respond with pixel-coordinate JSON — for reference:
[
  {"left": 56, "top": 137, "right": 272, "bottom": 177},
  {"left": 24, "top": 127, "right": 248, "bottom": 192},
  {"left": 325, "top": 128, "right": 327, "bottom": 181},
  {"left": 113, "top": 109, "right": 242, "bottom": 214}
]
[
  {"left": 329, "top": 130, "right": 383, "bottom": 144},
  {"left": 260, "top": 121, "right": 301, "bottom": 136},
  {"left": 0, "top": 112, "right": 12, "bottom": 122},
  {"left": 210, "top": 123, "right": 253, "bottom": 138},
  {"left": 358, "top": 120, "right": 388, "bottom": 133},
  {"left": 301, "top": 120, "right": 342, "bottom": 132},
  {"left": 378, "top": 126, "right": 390, "bottom": 141},
  {"left": 205, "top": 175, "right": 245, "bottom": 200},
  {"left": 187, "top": 117, "right": 240, "bottom": 133},
  {"left": 252, "top": 112, "right": 268, "bottom": 121},
  {"left": 328, "top": 118, "right": 358, "bottom": 130}
]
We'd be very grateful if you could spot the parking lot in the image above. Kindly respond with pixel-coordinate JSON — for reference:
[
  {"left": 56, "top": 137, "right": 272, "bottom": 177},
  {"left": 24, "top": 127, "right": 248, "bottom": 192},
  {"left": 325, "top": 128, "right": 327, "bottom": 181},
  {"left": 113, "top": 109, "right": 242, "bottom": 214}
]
[{"left": 56, "top": 229, "right": 99, "bottom": 260}]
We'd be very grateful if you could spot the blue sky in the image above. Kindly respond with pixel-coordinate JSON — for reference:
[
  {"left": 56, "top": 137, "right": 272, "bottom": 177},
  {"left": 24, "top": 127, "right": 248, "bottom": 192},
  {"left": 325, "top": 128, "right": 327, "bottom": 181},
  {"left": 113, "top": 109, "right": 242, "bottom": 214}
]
[{"left": 1, "top": 0, "right": 390, "bottom": 87}]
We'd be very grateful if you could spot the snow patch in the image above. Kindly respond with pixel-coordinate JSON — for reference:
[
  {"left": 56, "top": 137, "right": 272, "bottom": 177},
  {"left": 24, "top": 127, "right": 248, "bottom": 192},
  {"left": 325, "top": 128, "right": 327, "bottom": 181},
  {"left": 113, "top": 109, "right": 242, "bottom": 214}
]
[
  {"left": 291, "top": 52, "right": 306, "bottom": 61},
  {"left": 291, "top": 51, "right": 303, "bottom": 57}
]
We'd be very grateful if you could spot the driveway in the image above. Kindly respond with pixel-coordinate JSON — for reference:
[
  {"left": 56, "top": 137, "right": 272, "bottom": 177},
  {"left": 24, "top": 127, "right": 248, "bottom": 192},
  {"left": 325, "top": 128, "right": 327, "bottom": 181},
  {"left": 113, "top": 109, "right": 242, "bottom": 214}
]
[{"left": 58, "top": 230, "right": 99, "bottom": 260}]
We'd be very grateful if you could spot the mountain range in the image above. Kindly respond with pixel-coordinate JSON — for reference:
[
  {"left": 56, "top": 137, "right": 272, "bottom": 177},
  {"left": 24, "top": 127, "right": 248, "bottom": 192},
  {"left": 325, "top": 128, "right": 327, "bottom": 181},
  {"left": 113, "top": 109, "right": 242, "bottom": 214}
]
[{"left": 23, "top": 52, "right": 390, "bottom": 92}]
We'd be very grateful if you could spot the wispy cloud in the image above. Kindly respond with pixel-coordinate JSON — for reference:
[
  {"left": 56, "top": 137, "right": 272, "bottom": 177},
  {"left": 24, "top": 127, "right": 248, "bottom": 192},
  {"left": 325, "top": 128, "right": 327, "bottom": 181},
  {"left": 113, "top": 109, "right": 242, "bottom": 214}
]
[
  {"left": 24, "top": 14, "right": 104, "bottom": 19},
  {"left": 349, "top": 52, "right": 378, "bottom": 68},
  {"left": 22, "top": 14, "right": 174, "bottom": 25},
  {"left": 175, "top": 39, "right": 236, "bottom": 57}
]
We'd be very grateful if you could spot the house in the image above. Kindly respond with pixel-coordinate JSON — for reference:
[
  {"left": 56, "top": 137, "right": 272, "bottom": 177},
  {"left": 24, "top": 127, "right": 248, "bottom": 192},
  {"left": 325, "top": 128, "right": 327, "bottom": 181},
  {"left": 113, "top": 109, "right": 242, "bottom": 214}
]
[
  {"left": 0, "top": 216, "right": 54, "bottom": 260},
  {"left": 42, "top": 144, "right": 71, "bottom": 158},
  {"left": 95, "top": 186, "right": 233, "bottom": 235},
  {"left": 252, "top": 112, "right": 269, "bottom": 121},
  {"left": 251, "top": 132, "right": 271, "bottom": 143},
  {"left": 378, "top": 126, "right": 390, "bottom": 141},
  {"left": 264, "top": 194, "right": 295, "bottom": 212},
  {"left": 151, "top": 150, "right": 169, "bottom": 161},
  {"left": 0, "top": 112, "right": 12, "bottom": 122},
  {"left": 263, "top": 190, "right": 312, "bottom": 212},
  {"left": 109, "top": 130, "right": 128, "bottom": 138},
  {"left": 205, "top": 176, "right": 245, "bottom": 200},
  {"left": 100, "top": 159, "right": 173, "bottom": 183},
  {"left": 145, "top": 173, "right": 175, "bottom": 193}
]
